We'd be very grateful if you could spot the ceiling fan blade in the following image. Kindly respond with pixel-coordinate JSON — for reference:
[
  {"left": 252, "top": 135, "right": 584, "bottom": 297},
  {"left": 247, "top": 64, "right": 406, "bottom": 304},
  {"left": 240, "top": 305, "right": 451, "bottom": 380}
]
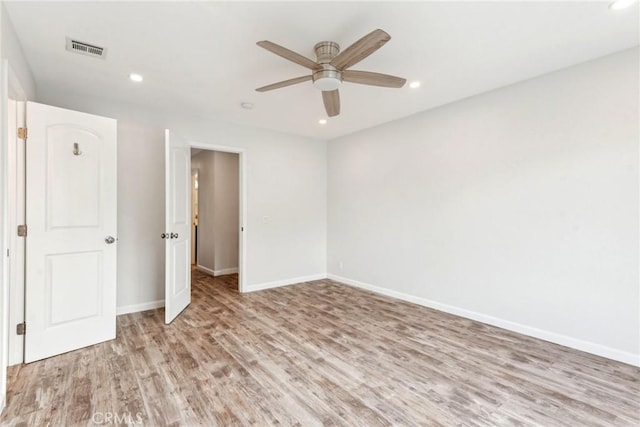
[
  {"left": 342, "top": 70, "right": 406, "bottom": 88},
  {"left": 255, "top": 75, "right": 312, "bottom": 92},
  {"left": 330, "top": 29, "right": 391, "bottom": 70},
  {"left": 322, "top": 90, "right": 340, "bottom": 117},
  {"left": 257, "top": 41, "right": 320, "bottom": 70}
]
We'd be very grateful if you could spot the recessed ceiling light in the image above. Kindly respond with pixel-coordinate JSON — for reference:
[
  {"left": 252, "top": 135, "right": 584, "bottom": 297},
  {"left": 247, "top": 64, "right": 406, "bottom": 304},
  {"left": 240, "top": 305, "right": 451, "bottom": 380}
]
[
  {"left": 240, "top": 102, "right": 254, "bottom": 110},
  {"left": 318, "top": 119, "right": 327, "bottom": 125},
  {"left": 409, "top": 81, "right": 421, "bottom": 89},
  {"left": 609, "top": 0, "right": 637, "bottom": 10},
  {"left": 129, "top": 73, "right": 143, "bottom": 82}
]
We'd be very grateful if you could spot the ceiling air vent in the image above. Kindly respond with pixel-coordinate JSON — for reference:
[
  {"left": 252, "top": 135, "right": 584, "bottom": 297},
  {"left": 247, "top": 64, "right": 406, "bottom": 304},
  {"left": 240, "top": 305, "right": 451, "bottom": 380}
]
[{"left": 65, "top": 37, "right": 107, "bottom": 59}]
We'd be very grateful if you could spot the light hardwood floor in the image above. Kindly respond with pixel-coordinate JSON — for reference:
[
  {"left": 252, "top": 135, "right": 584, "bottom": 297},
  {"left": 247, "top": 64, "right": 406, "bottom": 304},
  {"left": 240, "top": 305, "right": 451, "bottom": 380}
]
[{"left": 1, "top": 270, "right": 639, "bottom": 426}]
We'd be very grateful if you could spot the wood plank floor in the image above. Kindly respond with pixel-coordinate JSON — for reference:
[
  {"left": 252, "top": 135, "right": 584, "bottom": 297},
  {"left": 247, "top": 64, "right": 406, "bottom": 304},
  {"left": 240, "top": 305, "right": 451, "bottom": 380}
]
[{"left": 1, "top": 270, "right": 639, "bottom": 426}]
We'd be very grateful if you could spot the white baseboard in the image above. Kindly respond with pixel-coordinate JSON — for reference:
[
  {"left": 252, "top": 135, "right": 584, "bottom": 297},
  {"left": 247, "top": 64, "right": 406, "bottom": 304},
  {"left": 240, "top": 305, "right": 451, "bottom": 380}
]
[
  {"left": 196, "top": 264, "right": 216, "bottom": 276},
  {"left": 196, "top": 265, "right": 238, "bottom": 277},
  {"left": 214, "top": 267, "right": 238, "bottom": 276},
  {"left": 244, "top": 273, "right": 327, "bottom": 293},
  {"left": 327, "top": 273, "right": 640, "bottom": 367},
  {"left": 116, "top": 300, "right": 164, "bottom": 315}
]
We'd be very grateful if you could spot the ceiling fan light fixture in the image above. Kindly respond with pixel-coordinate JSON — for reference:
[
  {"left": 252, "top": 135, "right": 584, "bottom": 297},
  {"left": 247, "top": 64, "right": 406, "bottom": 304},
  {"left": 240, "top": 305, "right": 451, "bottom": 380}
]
[
  {"left": 313, "top": 77, "right": 342, "bottom": 91},
  {"left": 312, "top": 64, "right": 343, "bottom": 91}
]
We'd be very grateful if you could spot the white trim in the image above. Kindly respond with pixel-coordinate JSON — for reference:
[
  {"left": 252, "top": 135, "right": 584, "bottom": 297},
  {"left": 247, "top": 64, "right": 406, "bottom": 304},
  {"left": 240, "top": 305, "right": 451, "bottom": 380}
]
[
  {"left": 196, "top": 264, "right": 238, "bottom": 277},
  {"left": 7, "top": 99, "right": 24, "bottom": 366},
  {"left": 116, "top": 300, "right": 164, "bottom": 315},
  {"left": 0, "top": 59, "right": 9, "bottom": 417},
  {"left": 327, "top": 274, "right": 640, "bottom": 367},
  {"left": 245, "top": 273, "right": 327, "bottom": 293},
  {"left": 216, "top": 267, "right": 238, "bottom": 276},
  {"left": 3, "top": 59, "right": 31, "bottom": 392},
  {"left": 7, "top": 65, "right": 27, "bottom": 101},
  {"left": 196, "top": 264, "right": 216, "bottom": 276}
]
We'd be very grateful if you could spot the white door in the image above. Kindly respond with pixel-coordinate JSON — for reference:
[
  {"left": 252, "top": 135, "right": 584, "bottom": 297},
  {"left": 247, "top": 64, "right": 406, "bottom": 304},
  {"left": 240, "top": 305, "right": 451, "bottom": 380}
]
[
  {"left": 25, "top": 102, "right": 117, "bottom": 363},
  {"left": 164, "top": 130, "right": 191, "bottom": 324}
]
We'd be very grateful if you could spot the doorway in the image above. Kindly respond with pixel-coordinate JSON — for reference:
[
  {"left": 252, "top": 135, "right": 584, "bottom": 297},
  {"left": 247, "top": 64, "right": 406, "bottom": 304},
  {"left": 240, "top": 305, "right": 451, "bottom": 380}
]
[
  {"left": 190, "top": 149, "right": 240, "bottom": 290},
  {"left": 163, "top": 131, "right": 246, "bottom": 324}
]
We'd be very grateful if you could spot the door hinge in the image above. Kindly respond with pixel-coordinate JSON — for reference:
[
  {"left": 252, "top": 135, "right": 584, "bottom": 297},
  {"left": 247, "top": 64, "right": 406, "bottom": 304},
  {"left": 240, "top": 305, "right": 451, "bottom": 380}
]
[
  {"left": 17, "top": 224, "right": 27, "bottom": 237},
  {"left": 16, "top": 322, "right": 26, "bottom": 335},
  {"left": 17, "top": 127, "right": 27, "bottom": 139}
]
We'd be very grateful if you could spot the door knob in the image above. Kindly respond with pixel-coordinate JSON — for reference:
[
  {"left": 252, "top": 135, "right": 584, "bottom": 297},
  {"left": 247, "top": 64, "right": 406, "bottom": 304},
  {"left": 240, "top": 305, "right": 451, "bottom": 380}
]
[
  {"left": 161, "top": 233, "right": 168, "bottom": 239},
  {"left": 105, "top": 236, "right": 116, "bottom": 244},
  {"left": 170, "top": 233, "right": 179, "bottom": 239}
]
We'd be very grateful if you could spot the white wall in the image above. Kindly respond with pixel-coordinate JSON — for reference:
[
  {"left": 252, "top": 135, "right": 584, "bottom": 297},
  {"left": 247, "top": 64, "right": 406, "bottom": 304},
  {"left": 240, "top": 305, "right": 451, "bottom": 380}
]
[
  {"left": 35, "top": 89, "right": 327, "bottom": 307},
  {"left": 327, "top": 48, "right": 639, "bottom": 365},
  {"left": 191, "top": 151, "right": 214, "bottom": 270},
  {"left": 213, "top": 152, "right": 239, "bottom": 272},
  {"left": 191, "top": 150, "right": 239, "bottom": 275},
  {"left": 116, "top": 122, "right": 165, "bottom": 310},
  {"left": 1, "top": 2, "right": 35, "bottom": 100}
]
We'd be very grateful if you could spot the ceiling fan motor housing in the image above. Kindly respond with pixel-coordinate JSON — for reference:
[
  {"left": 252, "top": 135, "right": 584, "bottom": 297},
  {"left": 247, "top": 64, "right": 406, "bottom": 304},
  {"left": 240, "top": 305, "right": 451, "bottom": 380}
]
[
  {"left": 313, "top": 41, "right": 342, "bottom": 91},
  {"left": 314, "top": 41, "right": 340, "bottom": 63}
]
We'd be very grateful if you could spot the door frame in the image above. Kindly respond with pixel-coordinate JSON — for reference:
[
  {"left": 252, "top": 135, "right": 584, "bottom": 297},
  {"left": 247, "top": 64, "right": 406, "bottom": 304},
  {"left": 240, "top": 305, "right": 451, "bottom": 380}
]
[
  {"left": 189, "top": 143, "right": 247, "bottom": 293},
  {"left": 0, "top": 59, "right": 8, "bottom": 414},
  {"left": 7, "top": 91, "right": 26, "bottom": 367},
  {"left": 0, "top": 60, "right": 27, "bottom": 398}
]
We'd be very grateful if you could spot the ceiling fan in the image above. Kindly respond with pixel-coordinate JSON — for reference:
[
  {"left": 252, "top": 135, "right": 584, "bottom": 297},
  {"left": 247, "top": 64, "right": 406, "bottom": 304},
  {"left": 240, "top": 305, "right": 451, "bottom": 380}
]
[{"left": 255, "top": 29, "right": 406, "bottom": 117}]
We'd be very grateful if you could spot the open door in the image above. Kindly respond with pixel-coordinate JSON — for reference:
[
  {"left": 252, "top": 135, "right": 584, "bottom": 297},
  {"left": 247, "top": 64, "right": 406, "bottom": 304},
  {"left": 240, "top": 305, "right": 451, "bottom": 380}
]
[
  {"left": 25, "top": 102, "right": 117, "bottom": 363},
  {"left": 164, "top": 130, "right": 191, "bottom": 324}
]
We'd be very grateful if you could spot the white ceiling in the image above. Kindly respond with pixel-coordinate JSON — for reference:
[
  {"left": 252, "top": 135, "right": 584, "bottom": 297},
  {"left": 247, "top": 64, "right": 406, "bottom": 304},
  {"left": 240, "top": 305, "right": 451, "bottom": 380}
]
[{"left": 5, "top": 1, "right": 639, "bottom": 140}]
